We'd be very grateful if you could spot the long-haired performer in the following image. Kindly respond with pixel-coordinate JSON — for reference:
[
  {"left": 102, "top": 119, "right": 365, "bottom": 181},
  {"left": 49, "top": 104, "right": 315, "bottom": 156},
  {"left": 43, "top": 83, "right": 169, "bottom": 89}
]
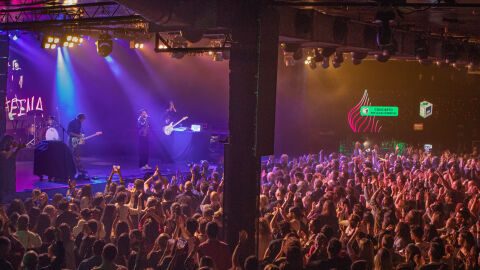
[{"left": 138, "top": 109, "right": 151, "bottom": 170}]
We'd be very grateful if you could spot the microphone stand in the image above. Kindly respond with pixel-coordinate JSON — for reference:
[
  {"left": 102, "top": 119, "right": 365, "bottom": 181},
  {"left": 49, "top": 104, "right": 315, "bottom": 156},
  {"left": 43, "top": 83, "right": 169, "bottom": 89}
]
[{"left": 54, "top": 120, "right": 67, "bottom": 143}]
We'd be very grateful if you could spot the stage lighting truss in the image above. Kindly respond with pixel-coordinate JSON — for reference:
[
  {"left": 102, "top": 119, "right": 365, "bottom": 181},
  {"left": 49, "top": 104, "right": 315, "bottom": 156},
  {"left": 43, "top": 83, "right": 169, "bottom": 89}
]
[
  {"left": 0, "top": 2, "right": 144, "bottom": 34},
  {"left": 154, "top": 32, "right": 231, "bottom": 58}
]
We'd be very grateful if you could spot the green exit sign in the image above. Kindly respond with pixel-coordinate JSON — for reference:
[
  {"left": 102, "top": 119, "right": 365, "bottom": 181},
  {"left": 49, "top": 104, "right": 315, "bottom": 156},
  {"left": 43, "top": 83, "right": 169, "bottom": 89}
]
[{"left": 360, "top": 106, "right": 399, "bottom": 116}]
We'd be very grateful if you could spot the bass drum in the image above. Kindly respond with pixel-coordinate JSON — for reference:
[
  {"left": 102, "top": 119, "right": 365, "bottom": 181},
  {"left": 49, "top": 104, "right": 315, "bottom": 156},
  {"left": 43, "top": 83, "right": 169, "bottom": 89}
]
[{"left": 45, "top": 127, "right": 60, "bottom": 141}]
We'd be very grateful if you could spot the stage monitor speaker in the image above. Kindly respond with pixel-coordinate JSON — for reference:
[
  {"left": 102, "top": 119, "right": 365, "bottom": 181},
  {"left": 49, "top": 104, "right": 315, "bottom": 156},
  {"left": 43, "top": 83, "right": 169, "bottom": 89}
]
[{"left": 34, "top": 141, "right": 76, "bottom": 181}]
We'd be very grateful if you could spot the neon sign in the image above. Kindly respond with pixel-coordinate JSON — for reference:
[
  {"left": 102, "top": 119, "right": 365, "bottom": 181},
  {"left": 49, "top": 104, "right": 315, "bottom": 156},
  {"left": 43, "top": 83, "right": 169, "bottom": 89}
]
[
  {"left": 5, "top": 95, "right": 44, "bottom": 120},
  {"left": 347, "top": 90, "right": 382, "bottom": 133}
]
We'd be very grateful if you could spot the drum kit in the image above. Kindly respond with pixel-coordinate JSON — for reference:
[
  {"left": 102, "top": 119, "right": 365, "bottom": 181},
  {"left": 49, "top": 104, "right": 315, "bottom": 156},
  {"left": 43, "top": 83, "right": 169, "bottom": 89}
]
[{"left": 8, "top": 111, "right": 64, "bottom": 148}]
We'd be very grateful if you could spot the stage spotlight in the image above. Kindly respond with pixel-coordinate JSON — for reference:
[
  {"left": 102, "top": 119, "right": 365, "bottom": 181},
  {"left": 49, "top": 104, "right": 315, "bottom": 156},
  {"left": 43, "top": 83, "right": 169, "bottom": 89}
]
[
  {"left": 170, "top": 36, "right": 187, "bottom": 59},
  {"left": 332, "top": 52, "right": 344, "bottom": 67},
  {"left": 304, "top": 56, "right": 312, "bottom": 65},
  {"left": 321, "top": 57, "right": 329, "bottom": 69},
  {"left": 284, "top": 52, "right": 295, "bottom": 67},
  {"left": 130, "top": 41, "right": 144, "bottom": 49},
  {"left": 60, "top": 34, "right": 83, "bottom": 48},
  {"left": 42, "top": 35, "right": 60, "bottom": 49},
  {"left": 12, "top": 35, "right": 18, "bottom": 41},
  {"left": 64, "top": 0, "right": 78, "bottom": 5},
  {"left": 351, "top": 51, "right": 367, "bottom": 65},
  {"left": 321, "top": 47, "right": 336, "bottom": 58},
  {"left": 97, "top": 33, "right": 113, "bottom": 57},
  {"left": 281, "top": 43, "right": 301, "bottom": 54},
  {"left": 282, "top": 43, "right": 304, "bottom": 61},
  {"left": 213, "top": 51, "right": 223, "bottom": 61},
  {"left": 375, "top": 53, "right": 390, "bottom": 63},
  {"left": 374, "top": 45, "right": 396, "bottom": 63},
  {"left": 293, "top": 48, "right": 303, "bottom": 61},
  {"left": 313, "top": 48, "right": 324, "bottom": 63}
]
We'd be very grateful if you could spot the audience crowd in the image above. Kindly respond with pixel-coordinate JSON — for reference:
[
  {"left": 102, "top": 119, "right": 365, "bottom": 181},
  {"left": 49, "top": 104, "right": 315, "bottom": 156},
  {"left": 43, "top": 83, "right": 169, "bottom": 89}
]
[{"left": 0, "top": 143, "right": 479, "bottom": 270}]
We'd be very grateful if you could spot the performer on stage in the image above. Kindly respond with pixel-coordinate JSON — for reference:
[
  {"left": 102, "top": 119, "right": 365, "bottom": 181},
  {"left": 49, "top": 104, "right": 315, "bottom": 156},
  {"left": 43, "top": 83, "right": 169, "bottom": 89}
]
[
  {"left": 67, "top": 113, "right": 87, "bottom": 176},
  {"left": 0, "top": 135, "right": 25, "bottom": 200},
  {"left": 165, "top": 100, "right": 178, "bottom": 125},
  {"left": 138, "top": 109, "right": 151, "bottom": 170}
]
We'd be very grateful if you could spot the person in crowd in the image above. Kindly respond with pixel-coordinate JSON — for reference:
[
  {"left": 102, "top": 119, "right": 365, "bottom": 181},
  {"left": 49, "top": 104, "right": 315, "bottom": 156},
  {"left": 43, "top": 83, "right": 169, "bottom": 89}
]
[
  {"left": 92, "top": 244, "right": 127, "bottom": 270},
  {"left": 198, "top": 221, "right": 232, "bottom": 270},
  {"left": 14, "top": 215, "right": 42, "bottom": 250},
  {"left": 0, "top": 236, "right": 14, "bottom": 270}
]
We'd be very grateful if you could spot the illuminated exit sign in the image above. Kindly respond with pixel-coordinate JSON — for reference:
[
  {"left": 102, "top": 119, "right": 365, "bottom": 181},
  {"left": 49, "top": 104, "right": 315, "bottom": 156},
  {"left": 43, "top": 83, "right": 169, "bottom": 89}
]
[{"left": 360, "top": 106, "right": 398, "bottom": 117}]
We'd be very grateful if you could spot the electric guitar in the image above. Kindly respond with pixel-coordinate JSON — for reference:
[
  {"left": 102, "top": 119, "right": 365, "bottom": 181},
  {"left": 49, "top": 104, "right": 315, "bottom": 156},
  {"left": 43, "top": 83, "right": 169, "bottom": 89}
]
[
  {"left": 71, "top": 131, "right": 103, "bottom": 148},
  {"left": 163, "top": 116, "right": 188, "bottom": 135}
]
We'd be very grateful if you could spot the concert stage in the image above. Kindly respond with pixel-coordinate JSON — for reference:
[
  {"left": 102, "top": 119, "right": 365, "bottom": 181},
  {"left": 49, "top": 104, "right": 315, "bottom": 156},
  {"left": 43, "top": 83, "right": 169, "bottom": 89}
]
[{"left": 7, "top": 156, "right": 206, "bottom": 203}]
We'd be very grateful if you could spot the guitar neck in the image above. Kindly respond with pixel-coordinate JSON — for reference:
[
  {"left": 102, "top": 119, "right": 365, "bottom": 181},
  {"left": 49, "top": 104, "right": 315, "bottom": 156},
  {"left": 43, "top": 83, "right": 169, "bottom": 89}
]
[
  {"left": 172, "top": 118, "right": 187, "bottom": 128},
  {"left": 83, "top": 133, "right": 100, "bottom": 141}
]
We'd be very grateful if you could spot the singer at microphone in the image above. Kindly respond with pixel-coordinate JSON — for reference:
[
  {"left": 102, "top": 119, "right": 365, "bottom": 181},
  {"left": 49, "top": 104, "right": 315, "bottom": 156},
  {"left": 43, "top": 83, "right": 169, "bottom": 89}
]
[{"left": 138, "top": 109, "right": 151, "bottom": 170}]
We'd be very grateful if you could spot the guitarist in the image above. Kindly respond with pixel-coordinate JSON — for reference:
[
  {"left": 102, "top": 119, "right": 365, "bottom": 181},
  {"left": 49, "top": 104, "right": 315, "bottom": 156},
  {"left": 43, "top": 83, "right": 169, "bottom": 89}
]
[
  {"left": 165, "top": 100, "right": 177, "bottom": 125},
  {"left": 138, "top": 109, "right": 151, "bottom": 170},
  {"left": 67, "top": 113, "right": 87, "bottom": 176}
]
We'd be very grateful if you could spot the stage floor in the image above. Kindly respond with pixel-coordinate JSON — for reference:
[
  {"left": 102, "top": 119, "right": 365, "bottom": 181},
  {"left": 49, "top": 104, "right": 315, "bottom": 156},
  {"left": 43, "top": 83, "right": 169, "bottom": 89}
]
[{"left": 9, "top": 156, "right": 195, "bottom": 202}]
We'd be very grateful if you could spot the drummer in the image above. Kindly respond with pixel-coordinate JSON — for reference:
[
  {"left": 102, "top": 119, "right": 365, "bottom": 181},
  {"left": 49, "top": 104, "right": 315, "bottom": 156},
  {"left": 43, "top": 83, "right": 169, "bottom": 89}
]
[{"left": 46, "top": 116, "right": 55, "bottom": 127}]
